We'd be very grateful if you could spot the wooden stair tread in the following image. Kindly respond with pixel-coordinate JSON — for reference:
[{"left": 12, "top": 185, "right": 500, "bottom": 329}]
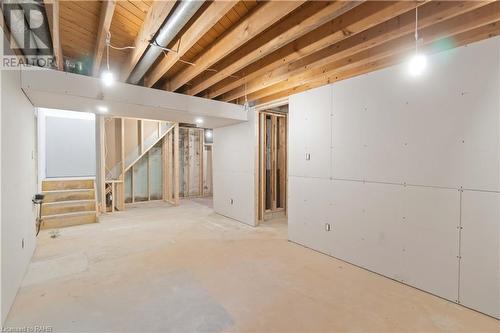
[
  {"left": 42, "top": 211, "right": 96, "bottom": 219},
  {"left": 43, "top": 199, "right": 95, "bottom": 205},
  {"left": 43, "top": 188, "right": 95, "bottom": 193},
  {"left": 42, "top": 179, "right": 95, "bottom": 191}
]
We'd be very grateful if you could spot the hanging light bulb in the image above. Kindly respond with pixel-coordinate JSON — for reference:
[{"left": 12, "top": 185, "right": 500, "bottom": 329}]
[
  {"left": 101, "top": 31, "right": 115, "bottom": 86},
  {"left": 408, "top": 53, "right": 427, "bottom": 76},
  {"left": 101, "top": 70, "right": 114, "bottom": 86},
  {"left": 408, "top": 7, "right": 426, "bottom": 77}
]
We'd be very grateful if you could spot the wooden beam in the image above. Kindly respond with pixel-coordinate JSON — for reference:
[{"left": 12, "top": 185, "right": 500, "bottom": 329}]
[
  {"left": 208, "top": 1, "right": 423, "bottom": 100},
  {"left": 184, "top": 1, "right": 361, "bottom": 96},
  {"left": 255, "top": 20, "right": 500, "bottom": 106},
  {"left": 144, "top": 0, "right": 237, "bottom": 87},
  {"left": 121, "top": 0, "right": 176, "bottom": 81},
  {"left": 92, "top": 0, "right": 116, "bottom": 77},
  {"left": 248, "top": 4, "right": 500, "bottom": 103},
  {"left": 223, "top": 0, "right": 491, "bottom": 102},
  {"left": 165, "top": 0, "right": 306, "bottom": 92},
  {"left": 43, "top": 0, "right": 63, "bottom": 70}
]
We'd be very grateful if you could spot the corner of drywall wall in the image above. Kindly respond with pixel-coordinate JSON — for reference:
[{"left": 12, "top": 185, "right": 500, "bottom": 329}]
[
  {"left": 1, "top": 66, "right": 37, "bottom": 324},
  {"left": 212, "top": 108, "right": 257, "bottom": 227},
  {"left": 0, "top": 34, "right": 3, "bottom": 326}
]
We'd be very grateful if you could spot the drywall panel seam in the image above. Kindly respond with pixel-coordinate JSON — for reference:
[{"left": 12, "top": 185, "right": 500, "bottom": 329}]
[
  {"left": 292, "top": 175, "right": 500, "bottom": 193},
  {"left": 457, "top": 188, "right": 463, "bottom": 304}
]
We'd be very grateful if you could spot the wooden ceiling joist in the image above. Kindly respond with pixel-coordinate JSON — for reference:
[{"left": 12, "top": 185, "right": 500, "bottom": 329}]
[
  {"left": 254, "top": 20, "right": 500, "bottom": 106},
  {"left": 144, "top": 0, "right": 238, "bottom": 87},
  {"left": 120, "top": 0, "right": 176, "bottom": 81},
  {"left": 164, "top": 0, "right": 306, "bottom": 92},
  {"left": 206, "top": 0, "right": 423, "bottom": 100},
  {"left": 246, "top": 2, "right": 500, "bottom": 103},
  {"left": 183, "top": 0, "right": 361, "bottom": 96},
  {"left": 44, "top": 0, "right": 63, "bottom": 70},
  {"left": 222, "top": 0, "right": 491, "bottom": 102},
  {"left": 92, "top": 0, "right": 117, "bottom": 76}
]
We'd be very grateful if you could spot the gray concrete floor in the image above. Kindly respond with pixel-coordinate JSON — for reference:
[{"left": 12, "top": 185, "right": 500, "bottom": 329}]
[{"left": 5, "top": 199, "right": 500, "bottom": 332}]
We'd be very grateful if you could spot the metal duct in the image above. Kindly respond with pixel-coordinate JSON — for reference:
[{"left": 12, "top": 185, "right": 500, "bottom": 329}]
[{"left": 128, "top": 0, "right": 204, "bottom": 85}]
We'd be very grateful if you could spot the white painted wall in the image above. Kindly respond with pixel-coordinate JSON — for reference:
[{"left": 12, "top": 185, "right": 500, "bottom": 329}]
[
  {"left": 1, "top": 66, "right": 38, "bottom": 324},
  {"left": 288, "top": 37, "right": 500, "bottom": 319},
  {"left": 38, "top": 108, "right": 96, "bottom": 179},
  {"left": 213, "top": 109, "right": 257, "bottom": 226}
]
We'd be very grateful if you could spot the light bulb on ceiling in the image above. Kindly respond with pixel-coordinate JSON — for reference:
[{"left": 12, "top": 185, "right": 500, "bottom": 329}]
[
  {"left": 408, "top": 53, "right": 427, "bottom": 76},
  {"left": 408, "top": 7, "right": 426, "bottom": 77},
  {"left": 195, "top": 118, "right": 203, "bottom": 125},
  {"left": 101, "top": 70, "right": 114, "bottom": 86},
  {"left": 97, "top": 105, "right": 109, "bottom": 113}
]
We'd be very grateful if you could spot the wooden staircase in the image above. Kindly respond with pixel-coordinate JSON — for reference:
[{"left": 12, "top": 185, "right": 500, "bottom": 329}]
[{"left": 41, "top": 179, "right": 98, "bottom": 229}]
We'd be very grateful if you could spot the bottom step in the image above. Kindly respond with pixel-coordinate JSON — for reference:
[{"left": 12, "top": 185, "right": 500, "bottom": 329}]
[{"left": 41, "top": 211, "right": 97, "bottom": 229}]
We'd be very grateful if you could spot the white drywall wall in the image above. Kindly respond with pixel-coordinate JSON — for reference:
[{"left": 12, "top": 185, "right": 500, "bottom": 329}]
[
  {"left": 38, "top": 108, "right": 96, "bottom": 179},
  {"left": 44, "top": 111, "right": 95, "bottom": 178},
  {"left": 21, "top": 69, "right": 246, "bottom": 129},
  {"left": 1, "top": 66, "right": 38, "bottom": 324},
  {"left": 213, "top": 110, "right": 256, "bottom": 226},
  {"left": 288, "top": 36, "right": 500, "bottom": 318}
]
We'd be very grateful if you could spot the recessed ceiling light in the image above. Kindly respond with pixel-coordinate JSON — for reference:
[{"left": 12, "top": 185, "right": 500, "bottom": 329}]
[
  {"left": 97, "top": 105, "right": 109, "bottom": 113},
  {"left": 195, "top": 117, "right": 203, "bottom": 124},
  {"left": 101, "top": 70, "right": 114, "bottom": 86}
]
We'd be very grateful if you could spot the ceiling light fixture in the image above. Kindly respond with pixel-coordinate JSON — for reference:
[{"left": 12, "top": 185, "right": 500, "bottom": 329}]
[
  {"left": 101, "top": 31, "right": 116, "bottom": 87},
  {"left": 97, "top": 105, "right": 109, "bottom": 113},
  {"left": 195, "top": 118, "right": 203, "bottom": 125},
  {"left": 101, "top": 70, "right": 114, "bottom": 86},
  {"left": 408, "top": 7, "right": 427, "bottom": 77}
]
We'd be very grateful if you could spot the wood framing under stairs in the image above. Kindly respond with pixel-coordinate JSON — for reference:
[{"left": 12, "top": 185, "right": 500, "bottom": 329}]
[{"left": 41, "top": 179, "right": 98, "bottom": 229}]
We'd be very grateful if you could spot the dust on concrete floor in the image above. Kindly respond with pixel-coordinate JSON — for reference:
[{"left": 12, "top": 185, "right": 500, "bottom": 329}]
[{"left": 5, "top": 199, "right": 500, "bottom": 332}]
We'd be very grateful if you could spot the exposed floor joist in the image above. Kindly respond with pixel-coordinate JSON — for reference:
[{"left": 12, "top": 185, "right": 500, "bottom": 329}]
[
  {"left": 224, "top": 0, "right": 494, "bottom": 103},
  {"left": 182, "top": 0, "right": 361, "bottom": 96},
  {"left": 92, "top": 0, "right": 117, "bottom": 76},
  {"left": 204, "top": 0, "right": 424, "bottom": 100},
  {"left": 251, "top": 9, "right": 500, "bottom": 104},
  {"left": 163, "top": 0, "right": 306, "bottom": 92}
]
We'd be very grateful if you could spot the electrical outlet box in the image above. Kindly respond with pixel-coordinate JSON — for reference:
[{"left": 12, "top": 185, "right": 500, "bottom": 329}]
[{"left": 325, "top": 223, "right": 331, "bottom": 231}]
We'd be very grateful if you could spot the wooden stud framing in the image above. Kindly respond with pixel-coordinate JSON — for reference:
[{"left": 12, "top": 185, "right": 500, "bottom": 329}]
[
  {"left": 173, "top": 124, "right": 180, "bottom": 205},
  {"left": 98, "top": 115, "right": 106, "bottom": 213}
]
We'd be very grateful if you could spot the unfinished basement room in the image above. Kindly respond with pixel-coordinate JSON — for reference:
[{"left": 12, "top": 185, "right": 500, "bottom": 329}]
[{"left": 1, "top": 0, "right": 500, "bottom": 332}]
